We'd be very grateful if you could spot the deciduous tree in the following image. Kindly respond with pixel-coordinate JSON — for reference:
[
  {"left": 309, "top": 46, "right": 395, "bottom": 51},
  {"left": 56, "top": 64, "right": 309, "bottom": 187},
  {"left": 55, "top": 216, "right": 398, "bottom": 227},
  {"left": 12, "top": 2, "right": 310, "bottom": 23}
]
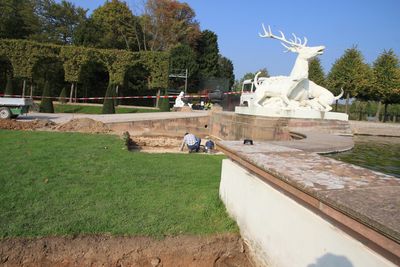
[
  {"left": 91, "top": 0, "right": 140, "bottom": 50},
  {"left": 0, "top": 0, "right": 39, "bottom": 39},
  {"left": 327, "top": 47, "right": 371, "bottom": 114},
  {"left": 142, "top": 0, "right": 200, "bottom": 51},
  {"left": 372, "top": 49, "right": 400, "bottom": 122},
  {"left": 32, "top": 0, "right": 87, "bottom": 44},
  {"left": 308, "top": 58, "right": 326, "bottom": 87}
]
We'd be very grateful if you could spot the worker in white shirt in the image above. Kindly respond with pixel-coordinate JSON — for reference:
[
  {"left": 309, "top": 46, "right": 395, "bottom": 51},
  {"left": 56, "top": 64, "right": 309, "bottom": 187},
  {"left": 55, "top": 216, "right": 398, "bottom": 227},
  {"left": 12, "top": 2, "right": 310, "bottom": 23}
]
[{"left": 180, "top": 132, "right": 201, "bottom": 153}]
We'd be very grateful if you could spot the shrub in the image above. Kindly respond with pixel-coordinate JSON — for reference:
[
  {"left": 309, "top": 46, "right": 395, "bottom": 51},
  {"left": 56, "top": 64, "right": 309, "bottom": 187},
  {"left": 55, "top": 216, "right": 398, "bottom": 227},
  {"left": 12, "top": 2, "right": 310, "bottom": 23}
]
[
  {"left": 59, "top": 87, "right": 67, "bottom": 103},
  {"left": 39, "top": 81, "right": 54, "bottom": 113},
  {"left": 158, "top": 89, "right": 170, "bottom": 112},
  {"left": 102, "top": 83, "right": 115, "bottom": 114},
  {"left": 4, "top": 74, "right": 13, "bottom": 96}
]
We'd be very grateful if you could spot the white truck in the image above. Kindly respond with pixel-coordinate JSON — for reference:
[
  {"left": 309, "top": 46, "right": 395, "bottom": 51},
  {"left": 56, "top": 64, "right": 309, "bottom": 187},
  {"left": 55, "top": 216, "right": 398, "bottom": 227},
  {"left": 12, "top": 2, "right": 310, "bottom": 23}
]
[
  {"left": 0, "top": 97, "right": 33, "bottom": 119},
  {"left": 239, "top": 77, "right": 267, "bottom": 107}
]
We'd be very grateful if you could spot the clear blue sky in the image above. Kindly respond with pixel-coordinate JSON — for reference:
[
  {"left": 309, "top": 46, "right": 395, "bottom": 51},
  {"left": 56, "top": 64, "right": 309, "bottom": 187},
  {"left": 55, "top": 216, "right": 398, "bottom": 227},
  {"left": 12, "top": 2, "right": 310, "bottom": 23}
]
[{"left": 63, "top": 0, "right": 400, "bottom": 80}]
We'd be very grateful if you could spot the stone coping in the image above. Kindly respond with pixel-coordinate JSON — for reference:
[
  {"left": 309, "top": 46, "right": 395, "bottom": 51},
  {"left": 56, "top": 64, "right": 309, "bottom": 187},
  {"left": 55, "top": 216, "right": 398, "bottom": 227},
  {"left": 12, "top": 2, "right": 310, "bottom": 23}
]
[
  {"left": 272, "top": 131, "right": 354, "bottom": 154},
  {"left": 217, "top": 140, "right": 400, "bottom": 260},
  {"left": 350, "top": 120, "right": 400, "bottom": 137},
  {"left": 235, "top": 106, "right": 349, "bottom": 121}
]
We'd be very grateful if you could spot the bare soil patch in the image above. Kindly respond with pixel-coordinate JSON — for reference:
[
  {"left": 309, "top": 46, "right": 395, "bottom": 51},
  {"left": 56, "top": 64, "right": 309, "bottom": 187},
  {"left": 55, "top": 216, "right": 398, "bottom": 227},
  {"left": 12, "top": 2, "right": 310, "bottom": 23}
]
[
  {"left": 0, "top": 234, "right": 252, "bottom": 267},
  {"left": 129, "top": 135, "right": 183, "bottom": 153},
  {"left": 56, "top": 118, "right": 111, "bottom": 133},
  {"left": 0, "top": 119, "right": 55, "bottom": 131},
  {"left": 0, "top": 118, "right": 110, "bottom": 134}
]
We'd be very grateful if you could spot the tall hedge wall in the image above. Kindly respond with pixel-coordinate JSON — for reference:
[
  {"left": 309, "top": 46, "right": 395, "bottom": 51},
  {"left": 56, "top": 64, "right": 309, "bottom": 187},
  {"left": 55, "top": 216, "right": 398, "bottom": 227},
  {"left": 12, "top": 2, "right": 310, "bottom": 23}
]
[{"left": 0, "top": 39, "right": 169, "bottom": 88}]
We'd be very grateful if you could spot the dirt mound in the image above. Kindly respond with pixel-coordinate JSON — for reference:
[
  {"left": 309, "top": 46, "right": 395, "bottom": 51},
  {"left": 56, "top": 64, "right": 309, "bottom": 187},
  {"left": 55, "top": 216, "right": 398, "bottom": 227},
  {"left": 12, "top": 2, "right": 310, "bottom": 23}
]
[
  {"left": 0, "top": 234, "right": 253, "bottom": 267},
  {"left": 0, "top": 119, "right": 55, "bottom": 130},
  {"left": 56, "top": 118, "right": 111, "bottom": 133}
]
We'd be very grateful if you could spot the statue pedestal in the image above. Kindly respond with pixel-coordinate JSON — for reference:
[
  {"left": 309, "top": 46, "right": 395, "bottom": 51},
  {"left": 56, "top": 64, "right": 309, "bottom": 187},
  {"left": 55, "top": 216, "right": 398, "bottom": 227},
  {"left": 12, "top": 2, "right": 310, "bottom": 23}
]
[{"left": 235, "top": 106, "right": 348, "bottom": 121}]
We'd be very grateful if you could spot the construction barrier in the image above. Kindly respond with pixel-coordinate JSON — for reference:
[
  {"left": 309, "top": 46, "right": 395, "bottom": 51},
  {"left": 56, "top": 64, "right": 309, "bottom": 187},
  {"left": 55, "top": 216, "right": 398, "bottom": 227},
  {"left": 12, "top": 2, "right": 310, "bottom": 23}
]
[{"left": 0, "top": 92, "right": 241, "bottom": 101}]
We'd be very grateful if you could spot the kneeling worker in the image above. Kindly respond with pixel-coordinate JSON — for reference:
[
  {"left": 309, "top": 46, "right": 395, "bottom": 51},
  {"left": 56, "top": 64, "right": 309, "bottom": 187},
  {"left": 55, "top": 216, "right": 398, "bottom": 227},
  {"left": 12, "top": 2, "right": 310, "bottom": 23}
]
[{"left": 180, "top": 132, "right": 201, "bottom": 152}]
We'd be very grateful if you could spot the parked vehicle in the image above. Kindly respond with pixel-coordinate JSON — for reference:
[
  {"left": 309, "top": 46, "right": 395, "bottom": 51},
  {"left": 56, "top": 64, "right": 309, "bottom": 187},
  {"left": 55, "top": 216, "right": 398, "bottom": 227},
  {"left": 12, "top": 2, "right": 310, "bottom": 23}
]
[
  {"left": 0, "top": 97, "right": 33, "bottom": 119},
  {"left": 239, "top": 77, "right": 268, "bottom": 107}
]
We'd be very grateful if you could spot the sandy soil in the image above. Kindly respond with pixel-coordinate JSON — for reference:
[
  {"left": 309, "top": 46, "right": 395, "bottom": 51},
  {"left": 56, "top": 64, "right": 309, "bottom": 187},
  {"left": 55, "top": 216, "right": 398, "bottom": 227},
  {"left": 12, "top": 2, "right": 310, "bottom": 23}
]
[
  {"left": 0, "top": 234, "right": 252, "bottom": 267},
  {"left": 0, "top": 119, "right": 55, "bottom": 130},
  {"left": 55, "top": 118, "right": 111, "bottom": 133},
  {"left": 0, "top": 118, "right": 110, "bottom": 134}
]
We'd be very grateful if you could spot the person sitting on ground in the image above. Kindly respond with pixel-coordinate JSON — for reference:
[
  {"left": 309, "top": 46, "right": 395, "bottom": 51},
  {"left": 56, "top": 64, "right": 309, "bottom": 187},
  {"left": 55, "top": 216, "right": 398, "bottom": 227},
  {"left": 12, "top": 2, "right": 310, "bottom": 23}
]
[{"left": 180, "top": 132, "right": 201, "bottom": 152}]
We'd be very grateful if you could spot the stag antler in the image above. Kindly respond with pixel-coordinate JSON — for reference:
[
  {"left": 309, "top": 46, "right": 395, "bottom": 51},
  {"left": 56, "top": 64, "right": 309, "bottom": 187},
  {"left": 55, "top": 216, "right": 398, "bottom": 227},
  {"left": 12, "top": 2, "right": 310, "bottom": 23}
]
[{"left": 259, "top": 23, "right": 308, "bottom": 50}]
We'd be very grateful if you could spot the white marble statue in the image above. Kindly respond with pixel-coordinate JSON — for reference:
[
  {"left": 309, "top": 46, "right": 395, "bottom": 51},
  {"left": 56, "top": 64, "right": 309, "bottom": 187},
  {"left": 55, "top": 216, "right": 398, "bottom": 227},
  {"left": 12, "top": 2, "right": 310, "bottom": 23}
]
[
  {"left": 174, "top": 91, "right": 185, "bottom": 108},
  {"left": 253, "top": 24, "right": 342, "bottom": 111}
]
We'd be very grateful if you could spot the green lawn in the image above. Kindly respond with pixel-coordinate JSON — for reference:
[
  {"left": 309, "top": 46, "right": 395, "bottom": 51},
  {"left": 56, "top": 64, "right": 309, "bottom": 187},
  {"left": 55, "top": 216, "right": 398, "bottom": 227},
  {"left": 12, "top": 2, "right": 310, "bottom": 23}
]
[
  {"left": 54, "top": 104, "right": 160, "bottom": 114},
  {"left": 0, "top": 130, "right": 236, "bottom": 238}
]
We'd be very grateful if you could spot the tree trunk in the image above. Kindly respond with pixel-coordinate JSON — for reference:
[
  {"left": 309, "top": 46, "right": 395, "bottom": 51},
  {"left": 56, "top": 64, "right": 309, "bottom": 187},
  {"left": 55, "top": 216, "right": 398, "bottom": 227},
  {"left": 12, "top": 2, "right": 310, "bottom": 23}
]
[
  {"left": 375, "top": 101, "right": 382, "bottom": 122},
  {"left": 30, "top": 82, "right": 33, "bottom": 97},
  {"left": 383, "top": 103, "right": 388, "bottom": 122},
  {"left": 344, "top": 92, "right": 350, "bottom": 114},
  {"left": 22, "top": 79, "right": 26, "bottom": 97},
  {"left": 74, "top": 83, "right": 78, "bottom": 103},
  {"left": 115, "top": 85, "right": 119, "bottom": 107},
  {"left": 69, "top": 83, "right": 74, "bottom": 103},
  {"left": 155, "top": 89, "right": 161, "bottom": 108}
]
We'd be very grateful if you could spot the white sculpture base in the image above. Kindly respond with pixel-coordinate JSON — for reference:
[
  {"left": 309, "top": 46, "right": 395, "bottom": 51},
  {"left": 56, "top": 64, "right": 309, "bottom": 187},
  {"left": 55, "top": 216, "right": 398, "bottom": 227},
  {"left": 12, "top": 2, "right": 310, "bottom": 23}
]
[{"left": 235, "top": 106, "right": 348, "bottom": 121}]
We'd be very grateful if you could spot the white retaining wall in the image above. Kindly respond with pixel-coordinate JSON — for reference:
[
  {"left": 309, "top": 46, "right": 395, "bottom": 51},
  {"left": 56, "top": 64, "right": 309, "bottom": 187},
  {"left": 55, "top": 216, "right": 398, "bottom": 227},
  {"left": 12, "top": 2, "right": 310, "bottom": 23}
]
[{"left": 220, "top": 159, "right": 395, "bottom": 267}]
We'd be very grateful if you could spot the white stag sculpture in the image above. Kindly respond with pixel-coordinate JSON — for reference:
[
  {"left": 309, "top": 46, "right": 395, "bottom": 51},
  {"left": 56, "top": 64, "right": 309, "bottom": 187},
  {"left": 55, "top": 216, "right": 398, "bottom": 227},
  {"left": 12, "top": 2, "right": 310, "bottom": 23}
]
[{"left": 253, "top": 24, "right": 342, "bottom": 111}]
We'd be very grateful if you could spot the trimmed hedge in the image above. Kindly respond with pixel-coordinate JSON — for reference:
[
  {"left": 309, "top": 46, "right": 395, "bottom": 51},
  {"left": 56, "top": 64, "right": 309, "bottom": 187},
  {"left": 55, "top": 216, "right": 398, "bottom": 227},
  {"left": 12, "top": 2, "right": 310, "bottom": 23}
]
[{"left": 0, "top": 39, "right": 169, "bottom": 88}]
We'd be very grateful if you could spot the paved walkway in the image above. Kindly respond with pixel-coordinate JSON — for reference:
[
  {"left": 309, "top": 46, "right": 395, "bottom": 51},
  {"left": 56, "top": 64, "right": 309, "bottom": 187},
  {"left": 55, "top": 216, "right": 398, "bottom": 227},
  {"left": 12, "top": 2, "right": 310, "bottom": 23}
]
[{"left": 18, "top": 111, "right": 208, "bottom": 124}]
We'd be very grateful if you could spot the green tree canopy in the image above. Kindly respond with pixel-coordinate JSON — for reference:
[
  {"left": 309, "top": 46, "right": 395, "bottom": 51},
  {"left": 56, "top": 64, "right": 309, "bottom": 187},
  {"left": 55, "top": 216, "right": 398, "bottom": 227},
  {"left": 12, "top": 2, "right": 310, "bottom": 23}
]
[
  {"left": 372, "top": 49, "right": 400, "bottom": 105},
  {"left": 218, "top": 55, "right": 235, "bottom": 89},
  {"left": 32, "top": 0, "right": 87, "bottom": 44},
  {"left": 327, "top": 47, "right": 372, "bottom": 113},
  {"left": 142, "top": 0, "right": 200, "bottom": 51},
  {"left": 371, "top": 49, "right": 400, "bottom": 121},
  {"left": 169, "top": 44, "right": 198, "bottom": 90},
  {"left": 91, "top": 0, "right": 140, "bottom": 51},
  {"left": 197, "top": 30, "right": 219, "bottom": 78},
  {"left": 308, "top": 58, "right": 326, "bottom": 87},
  {"left": 0, "top": 0, "right": 39, "bottom": 39},
  {"left": 327, "top": 47, "right": 371, "bottom": 98}
]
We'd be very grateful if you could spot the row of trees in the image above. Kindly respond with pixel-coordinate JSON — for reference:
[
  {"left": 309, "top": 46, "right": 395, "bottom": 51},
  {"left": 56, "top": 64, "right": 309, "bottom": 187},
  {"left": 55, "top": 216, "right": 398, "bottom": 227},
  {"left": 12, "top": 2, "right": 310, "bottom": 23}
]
[
  {"left": 235, "top": 47, "right": 400, "bottom": 121},
  {"left": 0, "top": 0, "right": 234, "bottom": 95}
]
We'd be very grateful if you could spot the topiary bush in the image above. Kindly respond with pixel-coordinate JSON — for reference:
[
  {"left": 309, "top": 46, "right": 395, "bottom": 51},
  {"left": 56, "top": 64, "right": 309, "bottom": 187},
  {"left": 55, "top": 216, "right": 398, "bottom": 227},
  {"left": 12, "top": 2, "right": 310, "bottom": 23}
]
[
  {"left": 158, "top": 89, "right": 170, "bottom": 112},
  {"left": 102, "top": 83, "right": 115, "bottom": 114},
  {"left": 4, "top": 74, "right": 13, "bottom": 96},
  {"left": 39, "top": 81, "right": 54, "bottom": 113},
  {"left": 59, "top": 87, "right": 67, "bottom": 103}
]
